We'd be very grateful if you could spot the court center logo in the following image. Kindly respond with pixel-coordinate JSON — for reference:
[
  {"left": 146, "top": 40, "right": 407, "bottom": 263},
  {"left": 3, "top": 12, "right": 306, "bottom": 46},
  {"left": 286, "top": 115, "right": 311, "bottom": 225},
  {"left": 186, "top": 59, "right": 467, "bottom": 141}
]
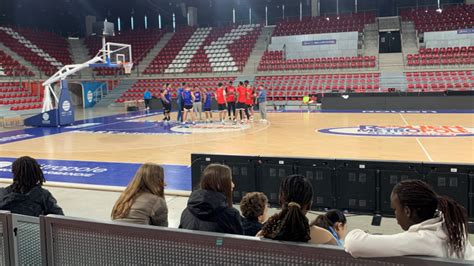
[
  {"left": 318, "top": 125, "right": 474, "bottom": 137},
  {"left": 171, "top": 123, "right": 250, "bottom": 133}
]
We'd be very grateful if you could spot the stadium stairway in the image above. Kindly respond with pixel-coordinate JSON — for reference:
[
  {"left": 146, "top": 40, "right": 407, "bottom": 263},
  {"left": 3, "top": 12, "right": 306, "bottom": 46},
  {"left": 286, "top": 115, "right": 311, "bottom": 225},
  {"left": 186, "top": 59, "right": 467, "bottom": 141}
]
[
  {"left": 401, "top": 21, "right": 418, "bottom": 55},
  {"left": 379, "top": 71, "right": 407, "bottom": 91},
  {"left": 0, "top": 42, "right": 42, "bottom": 77},
  {"left": 68, "top": 38, "right": 93, "bottom": 78},
  {"left": 138, "top": 32, "right": 174, "bottom": 74},
  {"left": 95, "top": 79, "right": 137, "bottom": 108},
  {"left": 242, "top": 26, "right": 275, "bottom": 75},
  {"left": 379, "top": 53, "right": 405, "bottom": 71},
  {"left": 362, "top": 23, "right": 379, "bottom": 57}
]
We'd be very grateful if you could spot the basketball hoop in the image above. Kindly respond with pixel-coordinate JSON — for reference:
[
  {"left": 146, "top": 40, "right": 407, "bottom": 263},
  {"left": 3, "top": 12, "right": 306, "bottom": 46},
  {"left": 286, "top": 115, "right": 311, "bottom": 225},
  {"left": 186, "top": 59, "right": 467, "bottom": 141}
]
[{"left": 123, "top": 62, "right": 133, "bottom": 74}]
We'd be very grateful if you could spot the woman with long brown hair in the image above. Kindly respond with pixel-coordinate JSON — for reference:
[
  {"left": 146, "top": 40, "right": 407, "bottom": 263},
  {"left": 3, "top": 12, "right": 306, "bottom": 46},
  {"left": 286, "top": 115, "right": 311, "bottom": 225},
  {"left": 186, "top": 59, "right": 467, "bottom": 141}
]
[
  {"left": 111, "top": 163, "right": 168, "bottom": 226},
  {"left": 345, "top": 179, "right": 474, "bottom": 259},
  {"left": 179, "top": 164, "right": 243, "bottom": 235}
]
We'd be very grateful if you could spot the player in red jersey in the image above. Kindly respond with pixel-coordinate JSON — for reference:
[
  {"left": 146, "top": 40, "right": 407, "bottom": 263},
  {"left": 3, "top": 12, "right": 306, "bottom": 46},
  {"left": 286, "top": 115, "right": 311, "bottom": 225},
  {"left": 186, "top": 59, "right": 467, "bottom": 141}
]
[
  {"left": 245, "top": 82, "right": 256, "bottom": 121},
  {"left": 226, "top": 81, "right": 236, "bottom": 122},
  {"left": 236, "top": 81, "right": 248, "bottom": 123},
  {"left": 215, "top": 82, "right": 227, "bottom": 123}
]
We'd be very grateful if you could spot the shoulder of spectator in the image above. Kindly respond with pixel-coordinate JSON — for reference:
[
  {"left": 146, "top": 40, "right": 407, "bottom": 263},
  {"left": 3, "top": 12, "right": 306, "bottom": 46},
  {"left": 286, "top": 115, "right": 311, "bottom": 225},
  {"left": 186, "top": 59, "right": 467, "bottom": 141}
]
[{"left": 309, "top": 225, "right": 337, "bottom": 245}]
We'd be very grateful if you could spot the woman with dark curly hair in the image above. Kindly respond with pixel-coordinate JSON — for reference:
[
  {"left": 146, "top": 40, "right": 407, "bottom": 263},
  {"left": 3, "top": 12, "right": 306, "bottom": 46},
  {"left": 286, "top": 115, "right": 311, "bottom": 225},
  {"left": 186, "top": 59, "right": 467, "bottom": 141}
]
[
  {"left": 240, "top": 192, "right": 269, "bottom": 236},
  {"left": 345, "top": 180, "right": 474, "bottom": 259},
  {"left": 258, "top": 175, "right": 336, "bottom": 245},
  {"left": 0, "top": 156, "right": 63, "bottom": 217}
]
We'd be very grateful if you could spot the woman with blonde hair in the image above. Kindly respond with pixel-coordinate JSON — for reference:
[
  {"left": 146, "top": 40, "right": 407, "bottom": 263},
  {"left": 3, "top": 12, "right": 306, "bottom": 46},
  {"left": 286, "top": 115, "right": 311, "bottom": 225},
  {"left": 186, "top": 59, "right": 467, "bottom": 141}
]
[{"left": 111, "top": 163, "right": 168, "bottom": 226}]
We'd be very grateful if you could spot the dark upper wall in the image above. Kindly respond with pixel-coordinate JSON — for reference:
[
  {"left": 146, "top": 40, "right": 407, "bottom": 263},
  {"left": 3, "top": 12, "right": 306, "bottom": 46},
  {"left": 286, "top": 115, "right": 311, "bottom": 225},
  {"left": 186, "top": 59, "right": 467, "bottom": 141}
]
[{"left": 0, "top": 0, "right": 466, "bottom": 37}]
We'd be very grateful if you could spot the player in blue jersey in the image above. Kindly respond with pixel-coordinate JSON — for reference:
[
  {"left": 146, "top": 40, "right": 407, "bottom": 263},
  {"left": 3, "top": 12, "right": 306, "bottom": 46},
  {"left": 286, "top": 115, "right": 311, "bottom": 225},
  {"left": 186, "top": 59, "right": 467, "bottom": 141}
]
[
  {"left": 203, "top": 87, "right": 213, "bottom": 123},
  {"left": 181, "top": 85, "right": 196, "bottom": 124},
  {"left": 176, "top": 82, "right": 185, "bottom": 122},
  {"left": 193, "top": 85, "right": 203, "bottom": 121},
  {"left": 160, "top": 83, "right": 172, "bottom": 121}
]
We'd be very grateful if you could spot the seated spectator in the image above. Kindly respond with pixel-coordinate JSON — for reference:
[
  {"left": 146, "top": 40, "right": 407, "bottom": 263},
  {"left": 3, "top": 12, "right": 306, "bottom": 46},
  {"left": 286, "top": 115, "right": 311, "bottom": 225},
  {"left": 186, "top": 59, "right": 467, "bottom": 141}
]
[
  {"left": 345, "top": 180, "right": 474, "bottom": 259},
  {"left": 179, "top": 164, "right": 243, "bottom": 235},
  {"left": 111, "top": 163, "right": 168, "bottom": 226},
  {"left": 0, "top": 156, "right": 63, "bottom": 217},
  {"left": 258, "top": 175, "right": 337, "bottom": 245},
  {"left": 240, "top": 192, "right": 269, "bottom": 236},
  {"left": 310, "top": 209, "right": 347, "bottom": 246}
]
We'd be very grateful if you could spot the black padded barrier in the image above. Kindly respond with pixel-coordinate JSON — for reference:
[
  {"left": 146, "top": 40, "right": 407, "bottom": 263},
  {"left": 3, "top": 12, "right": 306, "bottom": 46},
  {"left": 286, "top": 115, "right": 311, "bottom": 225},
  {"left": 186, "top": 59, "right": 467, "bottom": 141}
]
[
  {"left": 335, "top": 160, "right": 378, "bottom": 213},
  {"left": 190, "top": 154, "right": 256, "bottom": 203},
  {"left": 422, "top": 163, "right": 471, "bottom": 211},
  {"left": 295, "top": 158, "right": 336, "bottom": 210},
  {"left": 190, "top": 154, "right": 474, "bottom": 219},
  {"left": 256, "top": 157, "right": 297, "bottom": 205},
  {"left": 378, "top": 161, "right": 423, "bottom": 215}
]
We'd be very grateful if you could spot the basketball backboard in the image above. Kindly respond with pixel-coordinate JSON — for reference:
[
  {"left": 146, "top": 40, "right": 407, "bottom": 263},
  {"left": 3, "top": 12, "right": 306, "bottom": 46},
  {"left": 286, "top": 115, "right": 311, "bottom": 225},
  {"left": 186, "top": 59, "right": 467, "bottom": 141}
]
[{"left": 89, "top": 42, "right": 133, "bottom": 73}]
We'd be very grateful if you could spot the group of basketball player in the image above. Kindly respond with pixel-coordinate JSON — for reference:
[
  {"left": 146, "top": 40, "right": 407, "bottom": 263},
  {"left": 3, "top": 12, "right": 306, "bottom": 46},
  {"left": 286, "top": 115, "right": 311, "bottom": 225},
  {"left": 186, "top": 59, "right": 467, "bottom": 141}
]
[{"left": 160, "top": 80, "right": 265, "bottom": 124}]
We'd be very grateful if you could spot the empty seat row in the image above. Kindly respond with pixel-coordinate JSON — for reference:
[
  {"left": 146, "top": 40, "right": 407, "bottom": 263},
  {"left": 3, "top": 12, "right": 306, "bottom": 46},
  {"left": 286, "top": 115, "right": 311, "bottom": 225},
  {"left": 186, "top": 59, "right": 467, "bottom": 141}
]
[{"left": 400, "top": 4, "right": 474, "bottom": 33}]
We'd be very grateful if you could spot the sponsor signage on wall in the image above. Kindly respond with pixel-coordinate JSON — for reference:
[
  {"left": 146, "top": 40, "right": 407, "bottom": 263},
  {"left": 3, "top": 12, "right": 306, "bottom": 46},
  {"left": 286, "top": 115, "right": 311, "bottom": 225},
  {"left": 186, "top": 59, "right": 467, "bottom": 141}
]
[
  {"left": 457, "top": 28, "right": 474, "bottom": 34},
  {"left": 302, "top": 39, "right": 337, "bottom": 46}
]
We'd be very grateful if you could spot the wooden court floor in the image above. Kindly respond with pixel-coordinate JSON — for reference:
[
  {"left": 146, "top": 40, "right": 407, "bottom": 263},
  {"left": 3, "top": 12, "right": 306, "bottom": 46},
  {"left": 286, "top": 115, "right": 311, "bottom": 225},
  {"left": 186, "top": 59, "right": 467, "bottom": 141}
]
[{"left": 2, "top": 112, "right": 473, "bottom": 165}]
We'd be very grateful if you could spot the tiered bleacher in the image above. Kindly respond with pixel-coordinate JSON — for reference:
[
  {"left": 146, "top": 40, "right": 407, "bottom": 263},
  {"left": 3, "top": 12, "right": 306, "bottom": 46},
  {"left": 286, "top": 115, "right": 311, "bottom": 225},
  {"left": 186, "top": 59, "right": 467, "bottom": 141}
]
[
  {"left": 184, "top": 26, "right": 231, "bottom": 73},
  {"left": 0, "top": 26, "right": 70, "bottom": 75},
  {"left": 15, "top": 27, "right": 73, "bottom": 65},
  {"left": 258, "top": 52, "right": 377, "bottom": 72},
  {"left": 406, "top": 70, "right": 473, "bottom": 92},
  {"left": 85, "top": 28, "right": 165, "bottom": 76},
  {"left": 0, "top": 82, "right": 42, "bottom": 110},
  {"left": 400, "top": 4, "right": 474, "bottom": 33},
  {"left": 258, "top": 13, "right": 377, "bottom": 72},
  {"left": 255, "top": 73, "right": 381, "bottom": 101},
  {"left": 144, "top": 27, "right": 196, "bottom": 74},
  {"left": 406, "top": 46, "right": 474, "bottom": 67},
  {"left": 115, "top": 77, "right": 236, "bottom": 103},
  {"left": 144, "top": 24, "right": 261, "bottom": 74},
  {"left": 273, "top": 12, "right": 376, "bottom": 36},
  {"left": 0, "top": 51, "right": 34, "bottom": 76}
]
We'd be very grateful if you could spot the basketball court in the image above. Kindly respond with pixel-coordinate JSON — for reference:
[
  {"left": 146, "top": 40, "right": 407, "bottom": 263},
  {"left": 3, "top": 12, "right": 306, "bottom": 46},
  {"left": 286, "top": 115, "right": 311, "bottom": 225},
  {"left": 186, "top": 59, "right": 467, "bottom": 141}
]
[{"left": 1, "top": 110, "right": 473, "bottom": 193}]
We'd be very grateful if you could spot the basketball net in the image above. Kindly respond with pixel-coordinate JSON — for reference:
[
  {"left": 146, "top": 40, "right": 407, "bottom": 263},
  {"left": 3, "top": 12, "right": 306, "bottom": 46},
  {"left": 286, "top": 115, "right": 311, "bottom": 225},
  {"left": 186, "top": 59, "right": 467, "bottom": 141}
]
[{"left": 123, "top": 62, "right": 133, "bottom": 74}]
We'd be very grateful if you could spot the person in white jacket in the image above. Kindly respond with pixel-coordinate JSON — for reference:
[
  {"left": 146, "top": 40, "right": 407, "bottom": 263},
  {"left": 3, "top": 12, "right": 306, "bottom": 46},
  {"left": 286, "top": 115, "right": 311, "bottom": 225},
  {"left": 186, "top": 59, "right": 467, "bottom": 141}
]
[{"left": 345, "top": 179, "right": 474, "bottom": 260}]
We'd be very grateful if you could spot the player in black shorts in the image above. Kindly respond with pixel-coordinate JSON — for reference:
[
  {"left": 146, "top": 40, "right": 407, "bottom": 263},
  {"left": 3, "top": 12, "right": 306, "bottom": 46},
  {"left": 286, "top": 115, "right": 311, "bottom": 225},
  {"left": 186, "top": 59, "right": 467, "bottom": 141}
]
[{"left": 160, "top": 83, "right": 172, "bottom": 121}]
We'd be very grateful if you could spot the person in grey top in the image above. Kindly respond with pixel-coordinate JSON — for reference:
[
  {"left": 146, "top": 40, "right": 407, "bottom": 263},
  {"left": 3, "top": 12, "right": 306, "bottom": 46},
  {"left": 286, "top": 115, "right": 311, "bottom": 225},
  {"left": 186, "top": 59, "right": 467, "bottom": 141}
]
[
  {"left": 257, "top": 85, "right": 268, "bottom": 122},
  {"left": 111, "top": 163, "right": 168, "bottom": 226}
]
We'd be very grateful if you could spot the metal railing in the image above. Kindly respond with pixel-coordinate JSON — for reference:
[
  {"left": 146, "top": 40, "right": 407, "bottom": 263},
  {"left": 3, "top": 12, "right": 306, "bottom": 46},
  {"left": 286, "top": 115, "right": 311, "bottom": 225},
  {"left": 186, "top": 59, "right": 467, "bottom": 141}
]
[
  {"left": 40, "top": 214, "right": 473, "bottom": 266},
  {"left": 0, "top": 211, "right": 471, "bottom": 265}
]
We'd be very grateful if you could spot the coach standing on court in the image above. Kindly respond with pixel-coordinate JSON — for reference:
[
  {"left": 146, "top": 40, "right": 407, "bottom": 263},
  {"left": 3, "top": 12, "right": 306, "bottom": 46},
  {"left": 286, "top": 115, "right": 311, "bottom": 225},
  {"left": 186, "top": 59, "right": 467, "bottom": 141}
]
[{"left": 258, "top": 85, "right": 267, "bottom": 122}]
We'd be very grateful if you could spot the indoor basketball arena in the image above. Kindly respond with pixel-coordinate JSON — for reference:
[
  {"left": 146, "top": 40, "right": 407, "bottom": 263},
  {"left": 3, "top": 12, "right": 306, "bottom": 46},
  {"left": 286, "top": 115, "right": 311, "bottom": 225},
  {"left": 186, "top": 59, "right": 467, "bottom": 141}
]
[{"left": 0, "top": 0, "right": 473, "bottom": 264}]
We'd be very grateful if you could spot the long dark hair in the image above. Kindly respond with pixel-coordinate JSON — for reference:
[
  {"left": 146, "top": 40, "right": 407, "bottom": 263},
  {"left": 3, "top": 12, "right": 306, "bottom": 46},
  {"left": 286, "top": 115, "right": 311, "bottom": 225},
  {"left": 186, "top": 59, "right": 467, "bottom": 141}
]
[
  {"left": 200, "top": 164, "right": 233, "bottom": 208},
  {"left": 261, "top": 175, "right": 313, "bottom": 242},
  {"left": 11, "top": 156, "right": 45, "bottom": 193},
  {"left": 393, "top": 180, "right": 468, "bottom": 258},
  {"left": 310, "top": 209, "right": 347, "bottom": 229}
]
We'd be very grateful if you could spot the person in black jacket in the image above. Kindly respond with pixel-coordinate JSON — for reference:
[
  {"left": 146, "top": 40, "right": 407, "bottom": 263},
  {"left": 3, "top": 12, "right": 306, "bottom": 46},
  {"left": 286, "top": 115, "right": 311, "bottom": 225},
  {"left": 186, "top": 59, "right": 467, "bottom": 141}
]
[
  {"left": 240, "top": 192, "right": 269, "bottom": 236},
  {"left": 0, "top": 156, "right": 63, "bottom": 217},
  {"left": 179, "top": 164, "right": 243, "bottom": 235}
]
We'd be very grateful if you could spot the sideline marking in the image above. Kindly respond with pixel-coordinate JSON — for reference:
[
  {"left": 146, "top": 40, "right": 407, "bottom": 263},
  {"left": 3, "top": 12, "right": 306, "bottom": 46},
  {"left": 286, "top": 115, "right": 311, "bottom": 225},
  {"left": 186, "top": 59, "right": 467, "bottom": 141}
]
[{"left": 399, "top": 113, "right": 433, "bottom": 162}]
